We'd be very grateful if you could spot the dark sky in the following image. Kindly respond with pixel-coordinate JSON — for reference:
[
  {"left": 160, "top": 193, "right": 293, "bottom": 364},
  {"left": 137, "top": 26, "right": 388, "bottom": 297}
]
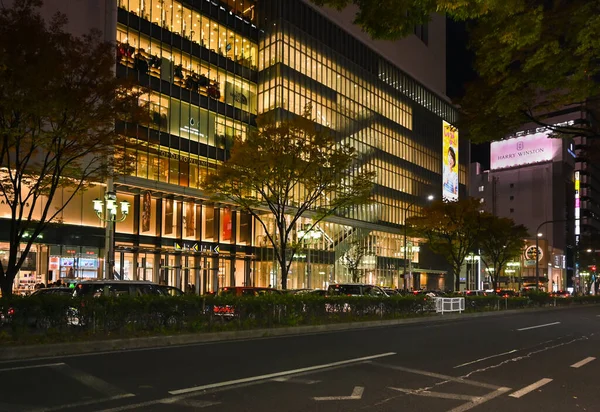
[{"left": 446, "top": 18, "right": 490, "bottom": 170}]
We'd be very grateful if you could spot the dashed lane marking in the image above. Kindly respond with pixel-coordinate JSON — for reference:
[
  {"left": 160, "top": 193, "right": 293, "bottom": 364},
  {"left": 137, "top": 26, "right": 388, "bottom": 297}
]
[
  {"left": 509, "top": 378, "right": 553, "bottom": 399},
  {"left": 570, "top": 357, "right": 595, "bottom": 369},
  {"left": 516, "top": 322, "right": 561, "bottom": 331}
]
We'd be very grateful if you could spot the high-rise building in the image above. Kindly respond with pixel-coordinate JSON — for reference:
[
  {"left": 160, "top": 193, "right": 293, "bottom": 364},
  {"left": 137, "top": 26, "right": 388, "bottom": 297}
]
[
  {"left": 1, "top": 0, "right": 465, "bottom": 293},
  {"left": 469, "top": 106, "right": 600, "bottom": 292}
]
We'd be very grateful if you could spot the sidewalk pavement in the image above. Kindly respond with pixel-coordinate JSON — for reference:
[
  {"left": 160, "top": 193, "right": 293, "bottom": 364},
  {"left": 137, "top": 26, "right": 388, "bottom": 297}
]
[{"left": 0, "top": 305, "right": 588, "bottom": 361}]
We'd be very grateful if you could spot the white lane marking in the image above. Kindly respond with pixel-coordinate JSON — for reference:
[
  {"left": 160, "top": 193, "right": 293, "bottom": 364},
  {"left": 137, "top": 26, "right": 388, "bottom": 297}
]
[
  {"left": 169, "top": 352, "right": 395, "bottom": 395},
  {"left": 28, "top": 394, "right": 135, "bottom": 412},
  {"left": 314, "top": 386, "right": 364, "bottom": 401},
  {"left": 370, "top": 362, "right": 500, "bottom": 390},
  {"left": 273, "top": 377, "right": 320, "bottom": 384},
  {"left": 447, "top": 387, "right": 511, "bottom": 412},
  {"left": 0, "top": 362, "right": 65, "bottom": 372},
  {"left": 454, "top": 349, "right": 518, "bottom": 368},
  {"left": 509, "top": 378, "right": 553, "bottom": 398},
  {"left": 52, "top": 364, "right": 134, "bottom": 398},
  {"left": 160, "top": 398, "right": 221, "bottom": 408},
  {"left": 570, "top": 357, "right": 596, "bottom": 368},
  {"left": 389, "top": 387, "right": 476, "bottom": 401},
  {"left": 516, "top": 322, "right": 561, "bottom": 331}
]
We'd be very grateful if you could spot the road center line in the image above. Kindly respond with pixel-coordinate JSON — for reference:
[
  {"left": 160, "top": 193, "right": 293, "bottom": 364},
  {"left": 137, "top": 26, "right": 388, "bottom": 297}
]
[
  {"left": 454, "top": 350, "right": 518, "bottom": 368},
  {"left": 516, "top": 322, "right": 561, "bottom": 331},
  {"left": 570, "top": 357, "right": 596, "bottom": 368},
  {"left": 0, "top": 362, "right": 65, "bottom": 372},
  {"left": 509, "top": 378, "right": 553, "bottom": 398},
  {"left": 169, "top": 352, "right": 396, "bottom": 395},
  {"left": 370, "top": 362, "right": 500, "bottom": 390}
]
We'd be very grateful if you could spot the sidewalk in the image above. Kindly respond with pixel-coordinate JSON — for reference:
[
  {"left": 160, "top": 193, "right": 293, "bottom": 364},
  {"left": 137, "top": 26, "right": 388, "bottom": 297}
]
[{"left": 0, "top": 305, "right": 590, "bottom": 361}]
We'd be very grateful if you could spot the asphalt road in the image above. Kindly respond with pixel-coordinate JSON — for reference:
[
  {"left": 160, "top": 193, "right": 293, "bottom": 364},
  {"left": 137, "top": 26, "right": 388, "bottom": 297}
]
[{"left": 1, "top": 306, "right": 599, "bottom": 412}]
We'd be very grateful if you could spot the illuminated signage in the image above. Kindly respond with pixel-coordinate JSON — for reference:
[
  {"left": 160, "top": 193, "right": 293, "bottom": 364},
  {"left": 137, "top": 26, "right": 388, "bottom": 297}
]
[
  {"left": 442, "top": 121, "right": 459, "bottom": 202},
  {"left": 490, "top": 131, "right": 561, "bottom": 170},
  {"left": 524, "top": 245, "right": 543, "bottom": 262},
  {"left": 575, "top": 171, "right": 580, "bottom": 245}
]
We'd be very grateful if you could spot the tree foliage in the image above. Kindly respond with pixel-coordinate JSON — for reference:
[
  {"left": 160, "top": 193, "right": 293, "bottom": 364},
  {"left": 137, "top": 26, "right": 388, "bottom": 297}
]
[
  {"left": 407, "top": 198, "right": 483, "bottom": 291},
  {"left": 478, "top": 214, "right": 529, "bottom": 291},
  {"left": 0, "top": 0, "right": 145, "bottom": 296},
  {"left": 312, "top": 0, "right": 600, "bottom": 142},
  {"left": 203, "top": 108, "right": 375, "bottom": 289}
]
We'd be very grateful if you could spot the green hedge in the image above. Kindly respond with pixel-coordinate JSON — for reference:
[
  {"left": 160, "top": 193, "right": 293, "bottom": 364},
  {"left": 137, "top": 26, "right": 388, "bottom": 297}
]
[{"left": 1, "top": 293, "right": 599, "bottom": 344}]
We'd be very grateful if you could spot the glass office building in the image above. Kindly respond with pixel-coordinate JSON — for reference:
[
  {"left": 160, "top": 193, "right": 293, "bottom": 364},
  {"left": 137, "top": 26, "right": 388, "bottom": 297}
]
[{"left": 0, "top": 0, "right": 465, "bottom": 293}]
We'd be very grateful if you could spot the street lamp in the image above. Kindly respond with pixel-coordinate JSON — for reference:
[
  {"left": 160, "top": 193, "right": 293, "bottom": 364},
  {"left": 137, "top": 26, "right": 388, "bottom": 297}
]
[
  {"left": 403, "top": 194, "right": 434, "bottom": 290},
  {"left": 535, "top": 219, "right": 567, "bottom": 291},
  {"left": 93, "top": 191, "right": 130, "bottom": 279}
]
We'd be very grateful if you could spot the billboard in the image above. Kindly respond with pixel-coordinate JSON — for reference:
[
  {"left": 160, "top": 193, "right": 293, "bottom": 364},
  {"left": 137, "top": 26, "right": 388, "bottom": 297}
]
[
  {"left": 490, "top": 131, "right": 560, "bottom": 170},
  {"left": 442, "top": 121, "right": 459, "bottom": 202}
]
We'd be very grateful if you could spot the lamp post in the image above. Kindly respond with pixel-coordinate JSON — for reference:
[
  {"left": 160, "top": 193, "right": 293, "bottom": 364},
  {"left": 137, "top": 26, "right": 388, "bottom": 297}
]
[
  {"left": 93, "top": 190, "right": 130, "bottom": 279},
  {"left": 403, "top": 194, "right": 434, "bottom": 290},
  {"left": 535, "top": 219, "right": 567, "bottom": 291}
]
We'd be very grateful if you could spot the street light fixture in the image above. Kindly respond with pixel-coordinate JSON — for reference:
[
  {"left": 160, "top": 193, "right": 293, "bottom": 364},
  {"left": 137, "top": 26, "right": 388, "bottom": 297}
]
[
  {"left": 535, "top": 219, "right": 567, "bottom": 291},
  {"left": 93, "top": 191, "right": 130, "bottom": 279},
  {"left": 402, "top": 195, "right": 434, "bottom": 291}
]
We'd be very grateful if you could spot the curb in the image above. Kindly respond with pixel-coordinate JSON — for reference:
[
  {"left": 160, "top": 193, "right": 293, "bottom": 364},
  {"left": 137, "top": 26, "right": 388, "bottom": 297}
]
[{"left": 0, "top": 304, "right": 592, "bottom": 361}]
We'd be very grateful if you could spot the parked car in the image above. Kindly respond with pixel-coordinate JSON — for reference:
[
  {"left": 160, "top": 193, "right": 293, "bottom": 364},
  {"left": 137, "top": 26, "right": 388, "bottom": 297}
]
[
  {"left": 383, "top": 288, "right": 400, "bottom": 296},
  {"left": 218, "top": 287, "right": 283, "bottom": 297},
  {"left": 550, "top": 290, "right": 571, "bottom": 298},
  {"left": 72, "top": 280, "right": 165, "bottom": 297},
  {"left": 156, "top": 285, "right": 185, "bottom": 297},
  {"left": 327, "top": 283, "right": 390, "bottom": 297},
  {"left": 70, "top": 280, "right": 183, "bottom": 327},
  {"left": 463, "top": 290, "right": 489, "bottom": 296},
  {"left": 495, "top": 289, "right": 517, "bottom": 298},
  {"left": 213, "top": 287, "right": 284, "bottom": 319},
  {"left": 30, "top": 287, "right": 74, "bottom": 297}
]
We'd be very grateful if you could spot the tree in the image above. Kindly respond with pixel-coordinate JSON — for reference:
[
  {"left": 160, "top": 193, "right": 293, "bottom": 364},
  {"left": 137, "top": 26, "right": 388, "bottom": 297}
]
[
  {"left": 0, "top": 0, "right": 145, "bottom": 296},
  {"left": 478, "top": 214, "right": 529, "bottom": 291},
  {"left": 341, "top": 239, "right": 367, "bottom": 282},
  {"left": 313, "top": 0, "right": 600, "bottom": 143},
  {"left": 202, "top": 108, "right": 375, "bottom": 289},
  {"left": 407, "top": 198, "right": 483, "bottom": 291}
]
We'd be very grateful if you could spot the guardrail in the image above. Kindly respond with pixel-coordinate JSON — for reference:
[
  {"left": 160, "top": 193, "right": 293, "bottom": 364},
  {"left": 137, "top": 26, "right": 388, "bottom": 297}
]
[{"left": 434, "top": 297, "right": 465, "bottom": 314}]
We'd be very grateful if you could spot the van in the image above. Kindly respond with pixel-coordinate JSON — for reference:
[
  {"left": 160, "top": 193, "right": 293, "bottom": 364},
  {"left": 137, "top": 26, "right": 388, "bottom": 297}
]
[{"left": 72, "top": 280, "right": 174, "bottom": 297}]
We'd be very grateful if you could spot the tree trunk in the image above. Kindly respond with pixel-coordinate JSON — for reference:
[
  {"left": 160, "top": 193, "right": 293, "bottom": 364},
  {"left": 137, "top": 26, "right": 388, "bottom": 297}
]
[
  {"left": 280, "top": 243, "right": 288, "bottom": 290},
  {"left": 0, "top": 270, "right": 16, "bottom": 297},
  {"left": 454, "top": 264, "right": 461, "bottom": 291}
]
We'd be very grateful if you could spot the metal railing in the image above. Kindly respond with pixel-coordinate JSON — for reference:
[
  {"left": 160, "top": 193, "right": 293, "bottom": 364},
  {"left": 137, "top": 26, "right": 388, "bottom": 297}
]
[{"left": 434, "top": 297, "right": 465, "bottom": 314}]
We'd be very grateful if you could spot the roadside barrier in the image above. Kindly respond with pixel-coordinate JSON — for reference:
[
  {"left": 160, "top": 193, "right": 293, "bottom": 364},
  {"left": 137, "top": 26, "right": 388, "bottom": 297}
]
[{"left": 434, "top": 297, "right": 465, "bottom": 314}]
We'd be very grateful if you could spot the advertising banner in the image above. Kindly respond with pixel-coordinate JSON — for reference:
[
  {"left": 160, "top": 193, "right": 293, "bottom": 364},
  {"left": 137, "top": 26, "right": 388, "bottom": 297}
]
[
  {"left": 442, "top": 121, "right": 459, "bottom": 202},
  {"left": 490, "top": 131, "right": 560, "bottom": 170}
]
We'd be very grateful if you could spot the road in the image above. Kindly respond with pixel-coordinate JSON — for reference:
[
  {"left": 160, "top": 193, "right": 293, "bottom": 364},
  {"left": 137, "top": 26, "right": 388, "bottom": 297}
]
[{"left": 1, "top": 306, "right": 599, "bottom": 412}]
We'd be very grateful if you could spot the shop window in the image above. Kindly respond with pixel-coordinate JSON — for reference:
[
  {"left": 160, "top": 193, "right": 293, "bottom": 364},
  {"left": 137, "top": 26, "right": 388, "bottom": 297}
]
[{"left": 204, "top": 204, "right": 215, "bottom": 239}]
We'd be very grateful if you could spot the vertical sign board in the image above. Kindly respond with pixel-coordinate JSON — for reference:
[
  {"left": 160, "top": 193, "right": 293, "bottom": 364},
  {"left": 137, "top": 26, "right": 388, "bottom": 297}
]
[
  {"left": 442, "top": 121, "right": 459, "bottom": 202},
  {"left": 575, "top": 171, "right": 580, "bottom": 245}
]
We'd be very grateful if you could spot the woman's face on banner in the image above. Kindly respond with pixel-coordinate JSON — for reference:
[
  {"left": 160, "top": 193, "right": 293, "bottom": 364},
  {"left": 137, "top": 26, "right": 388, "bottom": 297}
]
[{"left": 447, "top": 149, "right": 455, "bottom": 169}]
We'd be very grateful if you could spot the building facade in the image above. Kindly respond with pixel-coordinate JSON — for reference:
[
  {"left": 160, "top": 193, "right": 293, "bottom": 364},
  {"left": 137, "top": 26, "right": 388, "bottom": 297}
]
[
  {"left": 469, "top": 108, "right": 599, "bottom": 292},
  {"left": 0, "top": 0, "right": 465, "bottom": 294}
]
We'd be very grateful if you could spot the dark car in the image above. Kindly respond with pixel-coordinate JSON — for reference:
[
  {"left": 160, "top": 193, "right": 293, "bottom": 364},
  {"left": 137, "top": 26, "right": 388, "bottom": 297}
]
[
  {"left": 30, "top": 287, "right": 74, "bottom": 297},
  {"left": 156, "top": 285, "right": 185, "bottom": 297},
  {"left": 327, "top": 283, "right": 389, "bottom": 297},
  {"left": 73, "top": 280, "right": 164, "bottom": 297},
  {"left": 496, "top": 289, "right": 517, "bottom": 298},
  {"left": 550, "top": 290, "right": 571, "bottom": 298},
  {"left": 218, "top": 287, "right": 283, "bottom": 297}
]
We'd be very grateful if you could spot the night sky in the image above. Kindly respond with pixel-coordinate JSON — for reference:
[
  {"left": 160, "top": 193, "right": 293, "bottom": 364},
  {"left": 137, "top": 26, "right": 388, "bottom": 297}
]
[{"left": 446, "top": 18, "right": 490, "bottom": 170}]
